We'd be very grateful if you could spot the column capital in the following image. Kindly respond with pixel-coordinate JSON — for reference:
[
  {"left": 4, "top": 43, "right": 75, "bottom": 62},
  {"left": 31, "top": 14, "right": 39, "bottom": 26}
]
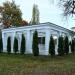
[{"left": 57, "top": 31, "right": 62, "bottom": 37}]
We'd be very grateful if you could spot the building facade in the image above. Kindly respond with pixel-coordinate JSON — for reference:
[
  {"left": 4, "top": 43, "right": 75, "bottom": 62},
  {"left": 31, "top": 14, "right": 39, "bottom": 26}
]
[{"left": 2, "top": 22, "right": 75, "bottom": 55}]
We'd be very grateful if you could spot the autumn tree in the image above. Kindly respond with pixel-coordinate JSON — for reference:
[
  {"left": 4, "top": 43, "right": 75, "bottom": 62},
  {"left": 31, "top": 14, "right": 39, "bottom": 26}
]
[
  {"left": 0, "top": 1, "right": 22, "bottom": 28},
  {"left": 20, "top": 20, "right": 28, "bottom": 26}
]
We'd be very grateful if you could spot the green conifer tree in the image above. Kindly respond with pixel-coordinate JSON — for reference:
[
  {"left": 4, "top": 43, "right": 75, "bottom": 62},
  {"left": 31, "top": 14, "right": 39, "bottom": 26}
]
[
  {"left": 32, "top": 31, "right": 39, "bottom": 56},
  {"left": 71, "top": 39, "right": 75, "bottom": 53},
  {"left": 13, "top": 37, "right": 18, "bottom": 54},
  {"left": 0, "top": 37, "right": 3, "bottom": 53},
  {"left": 58, "top": 36, "right": 64, "bottom": 56},
  {"left": 64, "top": 36, "right": 69, "bottom": 55},
  {"left": 7, "top": 37, "right": 11, "bottom": 54},
  {"left": 49, "top": 35, "right": 55, "bottom": 56},
  {"left": 20, "top": 34, "right": 25, "bottom": 54}
]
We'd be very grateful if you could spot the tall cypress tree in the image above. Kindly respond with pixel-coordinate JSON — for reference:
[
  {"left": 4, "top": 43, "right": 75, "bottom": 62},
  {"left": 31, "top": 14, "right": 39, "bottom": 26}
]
[
  {"left": 13, "top": 37, "right": 18, "bottom": 54},
  {"left": 32, "top": 31, "right": 39, "bottom": 56},
  {"left": 64, "top": 36, "right": 69, "bottom": 55},
  {"left": 49, "top": 35, "right": 55, "bottom": 56},
  {"left": 0, "top": 37, "right": 3, "bottom": 53},
  {"left": 58, "top": 36, "right": 64, "bottom": 56},
  {"left": 20, "top": 34, "right": 25, "bottom": 54},
  {"left": 7, "top": 37, "right": 11, "bottom": 54},
  {"left": 71, "top": 39, "right": 75, "bottom": 53},
  {"left": 31, "top": 4, "right": 39, "bottom": 25}
]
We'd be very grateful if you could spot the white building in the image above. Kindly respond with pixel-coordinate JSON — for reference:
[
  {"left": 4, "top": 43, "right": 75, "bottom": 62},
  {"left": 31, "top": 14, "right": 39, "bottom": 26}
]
[{"left": 2, "top": 22, "right": 75, "bottom": 55}]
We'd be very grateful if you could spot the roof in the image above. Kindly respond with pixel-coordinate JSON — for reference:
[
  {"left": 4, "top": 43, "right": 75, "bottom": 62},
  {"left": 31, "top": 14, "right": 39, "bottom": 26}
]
[
  {"left": 71, "top": 27, "right": 75, "bottom": 29},
  {"left": 2, "top": 22, "right": 75, "bottom": 34}
]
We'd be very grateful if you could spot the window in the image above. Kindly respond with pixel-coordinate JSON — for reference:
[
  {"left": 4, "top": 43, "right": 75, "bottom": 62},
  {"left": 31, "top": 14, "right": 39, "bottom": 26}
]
[{"left": 38, "top": 37, "right": 45, "bottom": 44}]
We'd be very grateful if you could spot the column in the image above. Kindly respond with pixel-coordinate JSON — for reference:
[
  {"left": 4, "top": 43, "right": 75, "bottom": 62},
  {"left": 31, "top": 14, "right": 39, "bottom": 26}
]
[
  {"left": 30, "top": 32, "right": 33, "bottom": 53},
  {"left": 68, "top": 34, "right": 72, "bottom": 53},
  {"left": 11, "top": 32, "right": 15, "bottom": 53},
  {"left": 17, "top": 33, "right": 22, "bottom": 53},
  {"left": 56, "top": 33, "right": 59, "bottom": 55},
  {"left": 45, "top": 29, "right": 50, "bottom": 55},
  {"left": 26, "top": 30, "right": 32, "bottom": 54},
  {"left": 2, "top": 33, "right": 7, "bottom": 52}
]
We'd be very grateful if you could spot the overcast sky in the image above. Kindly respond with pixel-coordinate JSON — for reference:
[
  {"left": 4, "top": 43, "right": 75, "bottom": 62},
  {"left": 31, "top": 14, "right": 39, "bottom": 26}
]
[{"left": 0, "top": 0, "right": 75, "bottom": 29}]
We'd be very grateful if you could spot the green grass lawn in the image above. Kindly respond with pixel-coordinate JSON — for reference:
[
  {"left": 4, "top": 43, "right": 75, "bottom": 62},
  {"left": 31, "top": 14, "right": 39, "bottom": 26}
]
[{"left": 0, "top": 53, "right": 75, "bottom": 75}]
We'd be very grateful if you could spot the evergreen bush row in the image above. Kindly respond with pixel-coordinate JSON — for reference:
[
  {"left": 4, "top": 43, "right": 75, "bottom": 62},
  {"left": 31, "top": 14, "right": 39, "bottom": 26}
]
[
  {"left": 6, "top": 31, "right": 39, "bottom": 56},
  {"left": 0, "top": 31, "right": 75, "bottom": 56},
  {"left": 49, "top": 35, "right": 75, "bottom": 56},
  {"left": 7, "top": 34, "right": 26, "bottom": 54}
]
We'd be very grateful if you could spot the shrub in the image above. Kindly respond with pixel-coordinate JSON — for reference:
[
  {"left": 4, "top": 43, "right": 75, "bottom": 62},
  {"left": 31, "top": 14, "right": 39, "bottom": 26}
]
[
  {"left": 64, "top": 36, "right": 69, "bottom": 55},
  {"left": 71, "top": 39, "right": 75, "bottom": 53},
  {"left": 58, "top": 36, "right": 64, "bottom": 56},
  {"left": 7, "top": 37, "right": 11, "bottom": 54},
  {"left": 13, "top": 37, "right": 18, "bottom": 54},
  {"left": 20, "top": 34, "right": 25, "bottom": 54},
  {"left": 49, "top": 35, "right": 55, "bottom": 56},
  {"left": 32, "top": 31, "right": 39, "bottom": 56}
]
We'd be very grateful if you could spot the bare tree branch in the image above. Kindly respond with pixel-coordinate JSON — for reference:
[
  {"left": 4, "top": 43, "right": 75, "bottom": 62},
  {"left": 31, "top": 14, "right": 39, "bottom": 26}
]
[{"left": 60, "top": 0, "right": 75, "bottom": 17}]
